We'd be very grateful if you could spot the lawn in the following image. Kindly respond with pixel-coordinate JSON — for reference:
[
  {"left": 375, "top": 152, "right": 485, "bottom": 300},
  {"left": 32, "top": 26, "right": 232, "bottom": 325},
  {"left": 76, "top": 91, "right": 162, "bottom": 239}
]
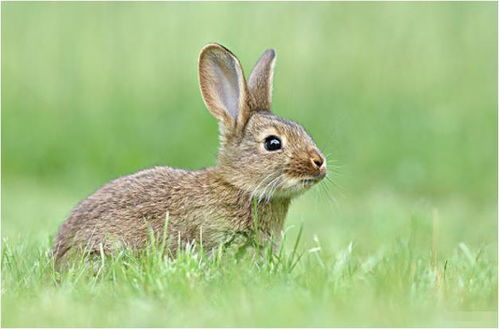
[{"left": 2, "top": 2, "right": 497, "bottom": 327}]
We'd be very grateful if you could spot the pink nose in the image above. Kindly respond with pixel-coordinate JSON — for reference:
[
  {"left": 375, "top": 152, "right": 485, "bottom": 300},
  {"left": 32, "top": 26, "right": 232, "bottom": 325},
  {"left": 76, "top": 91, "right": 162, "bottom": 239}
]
[
  {"left": 309, "top": 149, "right": 326, "bottom": 172},
  {"left": 311, "top": 154, "right": 324, "bottom": 169}
]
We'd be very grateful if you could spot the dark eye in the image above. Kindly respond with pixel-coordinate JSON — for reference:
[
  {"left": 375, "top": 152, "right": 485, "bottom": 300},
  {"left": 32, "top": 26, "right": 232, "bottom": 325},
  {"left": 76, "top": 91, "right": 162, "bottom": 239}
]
[{"left": 264, "top": 135, "right": 282, "bottom": 151}]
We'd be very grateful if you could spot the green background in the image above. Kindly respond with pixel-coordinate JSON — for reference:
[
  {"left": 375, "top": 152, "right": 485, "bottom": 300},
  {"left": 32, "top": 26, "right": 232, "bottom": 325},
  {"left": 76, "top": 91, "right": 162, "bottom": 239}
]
[{"left": 2, "top": 2, "right": 497, "bottom": 327}]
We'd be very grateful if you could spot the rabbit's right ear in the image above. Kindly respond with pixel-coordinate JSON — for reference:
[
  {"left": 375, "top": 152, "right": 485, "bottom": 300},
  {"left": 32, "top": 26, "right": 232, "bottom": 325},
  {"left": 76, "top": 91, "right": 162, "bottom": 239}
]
[
  {"left": 198, "top": 44, "right": 250, "bottom": 133},
  {"left": 248, "top": 49, "right": 276, "bottom": 111}
]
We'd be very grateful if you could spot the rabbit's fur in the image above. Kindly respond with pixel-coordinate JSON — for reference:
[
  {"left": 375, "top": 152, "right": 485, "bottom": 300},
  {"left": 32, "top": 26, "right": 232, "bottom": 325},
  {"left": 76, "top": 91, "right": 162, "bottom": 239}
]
[{"left": 53, "top": 44, "right": 326, "bottom": 264}]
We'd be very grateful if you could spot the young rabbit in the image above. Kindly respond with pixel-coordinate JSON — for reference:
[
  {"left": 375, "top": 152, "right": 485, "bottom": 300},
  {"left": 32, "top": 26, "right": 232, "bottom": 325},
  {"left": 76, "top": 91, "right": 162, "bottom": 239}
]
[{"left": 53, "top": 43, "right": 327, "bottom": 264}]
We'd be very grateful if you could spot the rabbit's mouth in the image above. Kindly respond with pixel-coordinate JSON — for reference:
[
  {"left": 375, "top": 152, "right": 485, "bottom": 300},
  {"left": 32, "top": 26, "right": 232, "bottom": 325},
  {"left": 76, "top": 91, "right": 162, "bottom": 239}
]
[
  {"left": 275, "top": 173, "right": 326, "bottom": 198},
  {"left": 300, "top": 173, "right": 326, "bottom": 186},
  {"left": 301, "top": 178, "right": 318, "bottom": 186}
]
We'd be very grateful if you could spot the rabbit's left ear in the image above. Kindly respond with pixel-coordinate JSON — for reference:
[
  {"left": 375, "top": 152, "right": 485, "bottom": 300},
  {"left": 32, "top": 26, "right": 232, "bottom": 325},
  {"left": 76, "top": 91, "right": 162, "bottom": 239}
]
[
  {"left": 248, "top": 49, "right": 276, "bottom": 111},
  {"left": 198, "top": 43, "right": 251, "bottom": 134}
]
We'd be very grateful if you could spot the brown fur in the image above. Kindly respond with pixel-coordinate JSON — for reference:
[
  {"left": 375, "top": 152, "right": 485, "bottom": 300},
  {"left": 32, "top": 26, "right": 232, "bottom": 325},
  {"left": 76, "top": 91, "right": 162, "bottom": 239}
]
[{"left": 53, "top": 44, "right": 326, "bottom": 265}]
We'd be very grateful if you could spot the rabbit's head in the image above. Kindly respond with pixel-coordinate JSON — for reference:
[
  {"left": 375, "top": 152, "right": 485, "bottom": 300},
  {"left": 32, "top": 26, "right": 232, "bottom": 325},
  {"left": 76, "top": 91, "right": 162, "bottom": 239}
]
[{"left": 199, "top": 44, "right": 326, "bottom": 200}]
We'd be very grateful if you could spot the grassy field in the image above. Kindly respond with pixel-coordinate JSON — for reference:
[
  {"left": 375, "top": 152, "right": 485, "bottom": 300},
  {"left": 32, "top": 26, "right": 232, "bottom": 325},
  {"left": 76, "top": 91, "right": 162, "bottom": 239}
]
[{"left": 2, "top": 2, "right": 497, "bottom": 327}]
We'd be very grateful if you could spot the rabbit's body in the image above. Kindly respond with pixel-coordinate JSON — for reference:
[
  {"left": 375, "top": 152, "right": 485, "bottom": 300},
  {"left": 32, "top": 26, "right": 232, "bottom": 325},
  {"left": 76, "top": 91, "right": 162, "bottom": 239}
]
[
  {"left": 54, "top": 44, "right": 326, "bottom": 265},
  {"left": 54, "top": 165, "right": 290, "bottom": 261}
]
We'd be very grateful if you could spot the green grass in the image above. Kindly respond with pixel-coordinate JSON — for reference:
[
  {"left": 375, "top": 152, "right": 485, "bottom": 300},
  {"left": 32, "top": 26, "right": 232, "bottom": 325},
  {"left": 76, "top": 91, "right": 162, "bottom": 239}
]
[
  {"left": 2, "top": 2, "right": 497, "bottom": 327},
  {"left": 2, "top": 216, "right": 497, "bottom": 327}
]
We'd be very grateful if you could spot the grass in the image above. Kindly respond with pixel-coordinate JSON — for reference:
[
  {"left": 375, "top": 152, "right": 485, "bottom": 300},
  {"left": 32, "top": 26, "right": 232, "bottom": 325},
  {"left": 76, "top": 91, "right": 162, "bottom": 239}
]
[
  {"left": 2, "top": 218, "right": 497, "bottom": 327},
  {"left": 2, "top": 2, "right": 497, "bottom": 327}
]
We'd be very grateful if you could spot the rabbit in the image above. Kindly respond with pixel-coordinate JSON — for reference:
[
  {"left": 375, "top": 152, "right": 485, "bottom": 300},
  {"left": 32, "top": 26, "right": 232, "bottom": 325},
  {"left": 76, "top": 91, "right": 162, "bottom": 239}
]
[{"left": 53, "top": 43, "right": 327, "bottom": 265}]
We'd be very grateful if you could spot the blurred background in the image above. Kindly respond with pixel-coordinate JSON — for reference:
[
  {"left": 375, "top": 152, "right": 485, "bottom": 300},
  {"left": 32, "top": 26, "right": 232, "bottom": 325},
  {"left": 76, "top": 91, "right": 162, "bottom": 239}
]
[{"left": 2, "top": 2, "right": 497, "bottom": 256}]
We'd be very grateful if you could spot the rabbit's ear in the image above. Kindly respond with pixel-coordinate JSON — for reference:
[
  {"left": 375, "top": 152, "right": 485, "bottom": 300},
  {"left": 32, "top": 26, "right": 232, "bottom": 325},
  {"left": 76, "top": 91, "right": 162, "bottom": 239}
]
[
  {"left": 199, "top": 44, "right": 250, "bottom": 131},
  {"left": 248, "top": 49, "right": 276, "bottom": 111}
]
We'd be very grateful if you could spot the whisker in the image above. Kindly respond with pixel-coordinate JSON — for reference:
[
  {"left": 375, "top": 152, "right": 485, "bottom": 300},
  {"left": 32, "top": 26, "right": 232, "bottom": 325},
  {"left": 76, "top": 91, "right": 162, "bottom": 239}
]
[
  {"left": 258, "top": 176, "right": 279, "bottom": 204},
  {"left": 266, "top": 174, "right": 283, "bottom": 203},
  {"left": 251, "top": 172, "right": 277, "bottom": 200},
  {"left": 318, "top": 180, "right": 338, "bottom": 207},
  {"left": 265, "top": 175, "right": 283, "bottom": 203}
]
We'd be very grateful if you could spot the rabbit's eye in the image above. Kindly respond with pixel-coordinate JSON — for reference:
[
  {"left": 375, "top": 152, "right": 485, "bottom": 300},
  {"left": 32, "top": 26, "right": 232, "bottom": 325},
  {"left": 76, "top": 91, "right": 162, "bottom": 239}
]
[{"left": 264, "top": 135, "right": 282, "bottom": 151}]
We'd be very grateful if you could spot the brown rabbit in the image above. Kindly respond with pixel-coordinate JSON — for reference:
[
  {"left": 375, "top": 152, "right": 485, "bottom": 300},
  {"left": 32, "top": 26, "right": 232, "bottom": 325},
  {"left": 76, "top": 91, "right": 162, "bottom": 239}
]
[{"left": 53, "top": 43, "right": 327, "bottom": 264}]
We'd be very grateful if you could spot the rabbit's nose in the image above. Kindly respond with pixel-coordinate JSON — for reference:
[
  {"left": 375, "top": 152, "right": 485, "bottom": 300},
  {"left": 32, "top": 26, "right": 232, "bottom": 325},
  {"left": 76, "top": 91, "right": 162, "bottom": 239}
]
[
  {"left": 309, "top": 150, "right": 326, "bottom": 171},
  {"left": 312, "top": 156, "right": 324, "bottom": 168}
]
